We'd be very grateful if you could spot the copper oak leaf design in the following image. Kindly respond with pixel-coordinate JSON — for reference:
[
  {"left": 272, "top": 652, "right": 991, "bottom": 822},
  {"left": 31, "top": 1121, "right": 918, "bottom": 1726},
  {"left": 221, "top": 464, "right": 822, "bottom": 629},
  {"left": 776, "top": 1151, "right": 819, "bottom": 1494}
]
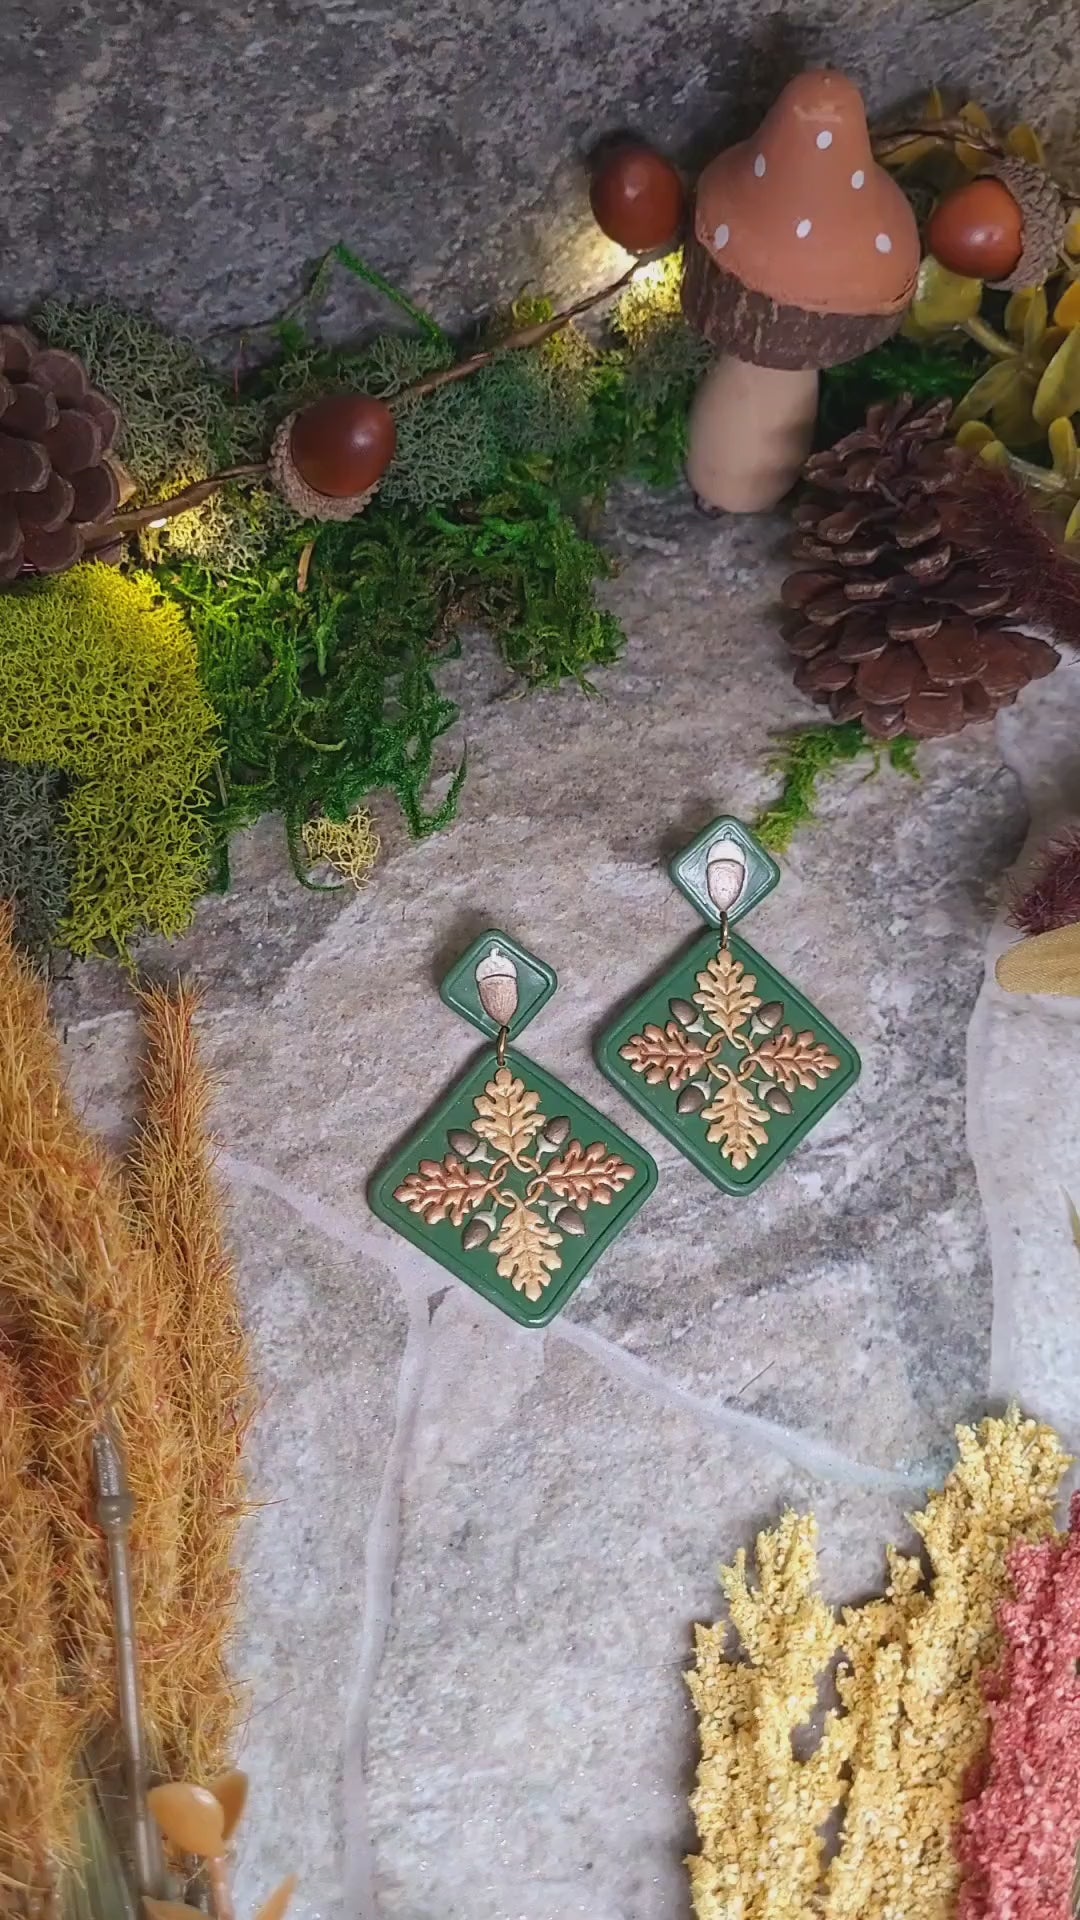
[{"left": 394, "top": 1065, "right": 636, "bottom": 1301}]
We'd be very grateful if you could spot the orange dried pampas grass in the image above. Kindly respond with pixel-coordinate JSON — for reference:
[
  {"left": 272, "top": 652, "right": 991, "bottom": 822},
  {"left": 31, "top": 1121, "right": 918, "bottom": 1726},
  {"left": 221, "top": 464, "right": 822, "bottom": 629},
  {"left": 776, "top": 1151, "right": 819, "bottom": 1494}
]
[
  {"left": 0, "top": 908, "right": 253, "bottom": 1902},
  {"left": 0, "top": 1341, "right": 78, "bottom": 1898},
  {"left": 0, "top": 904, "right": 184, "bottom": 1760},
  {"left": 128, "top": 985, "right": 254, "bottom": 1782}
]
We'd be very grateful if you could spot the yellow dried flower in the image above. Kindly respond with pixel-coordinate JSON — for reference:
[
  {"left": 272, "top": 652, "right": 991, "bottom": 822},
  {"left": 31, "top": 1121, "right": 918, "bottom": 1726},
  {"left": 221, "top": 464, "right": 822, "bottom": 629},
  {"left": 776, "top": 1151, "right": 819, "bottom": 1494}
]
[
  {"left": 686, "top": 1411, "right": 1071, "bottom": 1920},
  {"left": 300, "top": 809, "right": 380, "bottom": 888}
]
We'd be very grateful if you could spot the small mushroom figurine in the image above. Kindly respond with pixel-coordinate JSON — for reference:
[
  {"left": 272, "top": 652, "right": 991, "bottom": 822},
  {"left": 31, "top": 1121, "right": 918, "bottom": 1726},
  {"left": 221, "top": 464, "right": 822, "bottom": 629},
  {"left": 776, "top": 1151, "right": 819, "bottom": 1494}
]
[{"left": 681, "top": 70, "right": 920, "bottom": 513}]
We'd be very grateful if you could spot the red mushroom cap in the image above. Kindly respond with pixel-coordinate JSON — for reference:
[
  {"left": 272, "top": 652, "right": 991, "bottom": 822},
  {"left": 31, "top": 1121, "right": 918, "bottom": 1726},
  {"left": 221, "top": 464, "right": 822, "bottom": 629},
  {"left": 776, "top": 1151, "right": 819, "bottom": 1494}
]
[{"left": 694, "top": 71, "right": 919, "bottom": 317}]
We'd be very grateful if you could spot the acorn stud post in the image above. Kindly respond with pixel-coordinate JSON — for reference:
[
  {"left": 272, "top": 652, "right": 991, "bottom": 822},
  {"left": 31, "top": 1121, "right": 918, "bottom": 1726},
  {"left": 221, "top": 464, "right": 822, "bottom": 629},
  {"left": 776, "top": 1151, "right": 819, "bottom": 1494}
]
[
  {"left": 589, "top": 141, "right": 685, "bottom": 253},
  {"left": 270, "top": 393, "right": 396, "bottom": 522}
]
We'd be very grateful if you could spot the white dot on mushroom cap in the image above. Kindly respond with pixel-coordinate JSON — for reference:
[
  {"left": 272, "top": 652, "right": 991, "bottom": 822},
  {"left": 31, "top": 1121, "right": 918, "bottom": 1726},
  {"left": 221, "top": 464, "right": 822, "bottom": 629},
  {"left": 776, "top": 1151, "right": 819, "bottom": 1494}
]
[
  {"left": 875, "top": 232, "right": 892, "bottom": 252},
  {"left": 795, "top": 218, "right": 812, "bottom": 239},
  {"left": 851, "top": 168, "right": 866, "bottom": 189},
  {"left": 713, "top": 223, "right": 730, "bottom": 249},
  {"left": 754, "top": 152, "right": 766, "bottom": 177},
  {"left": 816, "top": 130, "right": 833, "bottom": 150}
]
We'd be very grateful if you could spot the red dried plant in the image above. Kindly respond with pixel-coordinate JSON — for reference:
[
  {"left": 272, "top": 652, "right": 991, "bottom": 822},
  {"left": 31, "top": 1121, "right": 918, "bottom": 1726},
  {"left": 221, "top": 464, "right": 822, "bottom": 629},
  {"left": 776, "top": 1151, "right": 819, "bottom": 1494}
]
[
  {"left": 957, "top": 1491, "right": 1080, "bottom": 1920},
  {"left": 940, "top": 461, "right": 1080, "bottom": 651},
  {"left": 1009, "top": 829, "right": 1080, "bottom": 936}
]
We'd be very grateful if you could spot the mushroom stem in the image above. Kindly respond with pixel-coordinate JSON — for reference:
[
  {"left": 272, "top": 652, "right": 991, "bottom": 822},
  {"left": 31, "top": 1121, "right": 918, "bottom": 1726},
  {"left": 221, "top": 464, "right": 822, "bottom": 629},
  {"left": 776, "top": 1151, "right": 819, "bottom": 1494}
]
[{"left": 686, "top": 356, "right": 819, "bottom": 513}]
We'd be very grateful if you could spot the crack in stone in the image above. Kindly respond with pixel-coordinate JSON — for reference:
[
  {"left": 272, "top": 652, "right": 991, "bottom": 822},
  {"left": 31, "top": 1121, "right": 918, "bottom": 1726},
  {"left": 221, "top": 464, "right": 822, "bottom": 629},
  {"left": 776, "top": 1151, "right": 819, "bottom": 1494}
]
[
  {"left": 553, "top": 1320, "right": 934, "bottom": 1494},
  {"left": 342, "top": 1288, "right": 433, "bottom": 1920},
  {"left": 221, "top": 1152, "right": 931, "bottom": 1494}
]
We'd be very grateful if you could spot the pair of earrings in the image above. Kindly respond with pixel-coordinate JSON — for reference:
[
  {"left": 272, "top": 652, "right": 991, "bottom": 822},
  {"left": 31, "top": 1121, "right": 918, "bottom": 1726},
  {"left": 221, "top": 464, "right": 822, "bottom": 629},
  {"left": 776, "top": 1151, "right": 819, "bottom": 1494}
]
[{"left": 369, "top": 816, "right": 859, "bottom": 1326}]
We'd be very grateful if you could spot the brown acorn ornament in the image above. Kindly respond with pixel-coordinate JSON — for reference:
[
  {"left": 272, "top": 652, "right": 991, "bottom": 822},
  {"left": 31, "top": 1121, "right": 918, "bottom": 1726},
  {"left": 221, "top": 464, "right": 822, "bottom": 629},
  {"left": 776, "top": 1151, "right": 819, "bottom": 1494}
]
[
  {"left": 926, "top": 159, "right": 1063, "bottom": 290},
  {"left": 270, "top": 393, "right": 396, "bottom": 522},
  {"left": 589, "top": 142, "right": 685, "bottom": 253}
]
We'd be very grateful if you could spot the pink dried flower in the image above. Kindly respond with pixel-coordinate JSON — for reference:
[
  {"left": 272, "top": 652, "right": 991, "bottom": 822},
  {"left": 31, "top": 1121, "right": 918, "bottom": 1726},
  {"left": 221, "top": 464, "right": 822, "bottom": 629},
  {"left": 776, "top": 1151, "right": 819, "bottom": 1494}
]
[
  {"left": 957, "top": 1491, "right": 1080, "bottom": 1920},
  {"left": 1010, "top": 830, "right": 1080, "bottom": 936}
]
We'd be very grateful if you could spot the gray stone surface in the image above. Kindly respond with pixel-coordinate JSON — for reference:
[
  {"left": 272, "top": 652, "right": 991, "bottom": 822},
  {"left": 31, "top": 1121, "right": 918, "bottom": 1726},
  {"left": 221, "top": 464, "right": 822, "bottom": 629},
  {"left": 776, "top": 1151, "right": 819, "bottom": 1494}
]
[
  {"left": 56, "top": 480, "right": 1050, "bottom": 1919},
  {"left": 4, "top": 0, "right": 1080, "bottom": 339}
]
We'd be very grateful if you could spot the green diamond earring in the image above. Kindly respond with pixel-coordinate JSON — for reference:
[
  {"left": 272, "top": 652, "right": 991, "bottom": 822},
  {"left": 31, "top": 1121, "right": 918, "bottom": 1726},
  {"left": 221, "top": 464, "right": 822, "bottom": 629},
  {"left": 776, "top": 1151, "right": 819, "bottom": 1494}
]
[
  {"left": 596, "top": 818, "right": 860, "bottom": 1193},
  {"left": 369, "top": 931, "right": 657, "bottom": 1325}
]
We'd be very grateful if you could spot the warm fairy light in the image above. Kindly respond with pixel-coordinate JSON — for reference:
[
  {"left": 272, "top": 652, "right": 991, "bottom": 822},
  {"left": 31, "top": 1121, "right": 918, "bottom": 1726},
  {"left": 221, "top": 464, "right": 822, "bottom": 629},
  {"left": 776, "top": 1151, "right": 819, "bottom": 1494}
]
[
  {"left": 631, "top": 256, "right": 672, "bottom": 289},
  {"left": 148, "top": 517, "right": 168, "bottom": 530}
]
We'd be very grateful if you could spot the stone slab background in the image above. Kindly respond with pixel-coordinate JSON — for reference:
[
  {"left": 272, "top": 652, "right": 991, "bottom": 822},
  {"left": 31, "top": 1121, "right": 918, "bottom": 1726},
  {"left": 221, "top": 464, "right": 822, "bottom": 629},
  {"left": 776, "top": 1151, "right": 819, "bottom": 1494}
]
[{"left": 3, "top": 0, "right": 1080, "bottom": 341}]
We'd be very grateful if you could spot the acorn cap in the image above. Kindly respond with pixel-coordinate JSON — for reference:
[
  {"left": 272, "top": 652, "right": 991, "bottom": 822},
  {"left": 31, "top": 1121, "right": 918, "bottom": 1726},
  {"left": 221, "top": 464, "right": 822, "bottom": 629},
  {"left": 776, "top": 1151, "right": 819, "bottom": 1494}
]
[
  {"left": 682, "top": 70, "right": 920, "bottom": 370},
  {"left": 270, "top": 412, "right": 379, "bottom": 523},
  {"left": 982, "top": 156, "right": 1064, "bottom": 290}
]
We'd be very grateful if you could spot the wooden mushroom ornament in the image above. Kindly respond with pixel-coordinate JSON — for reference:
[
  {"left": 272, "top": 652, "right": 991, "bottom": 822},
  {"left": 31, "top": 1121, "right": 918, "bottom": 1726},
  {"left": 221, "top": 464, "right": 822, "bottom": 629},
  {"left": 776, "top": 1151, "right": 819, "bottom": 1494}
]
[{"left": 681, "top": 70, "right": 920, "bottom": 513}]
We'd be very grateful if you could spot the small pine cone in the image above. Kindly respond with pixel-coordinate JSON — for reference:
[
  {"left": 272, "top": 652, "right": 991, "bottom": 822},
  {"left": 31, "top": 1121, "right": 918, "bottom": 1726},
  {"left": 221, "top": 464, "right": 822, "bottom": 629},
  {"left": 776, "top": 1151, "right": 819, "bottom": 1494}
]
[
  {"left": 0, "top": 324, "right": 122, "bottom": 579},
  {"left": 983, "top": 157, "right": 1064, "bottom": 291},
  {"left": 781, "top": 394, "right": 1060, "bottom": 741}
]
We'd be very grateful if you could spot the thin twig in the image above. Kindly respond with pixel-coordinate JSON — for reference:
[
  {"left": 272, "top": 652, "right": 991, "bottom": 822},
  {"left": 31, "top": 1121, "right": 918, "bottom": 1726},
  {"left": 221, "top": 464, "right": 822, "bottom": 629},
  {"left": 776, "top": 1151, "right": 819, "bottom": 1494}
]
[
  {"left": 393, "top": 260, "right": 639, "bottom": 404},
  {"left": 296, "top": 539, "right": 315, "bottom": 593},
  {"left": 870, "top": 119, "right": 1006, "bottom": 162},
  {"left": 82, "top": 263, "right": 641, "bottom": 537},
  {"left": 84, "top": 463, "right": 268, "bottom": 545}
]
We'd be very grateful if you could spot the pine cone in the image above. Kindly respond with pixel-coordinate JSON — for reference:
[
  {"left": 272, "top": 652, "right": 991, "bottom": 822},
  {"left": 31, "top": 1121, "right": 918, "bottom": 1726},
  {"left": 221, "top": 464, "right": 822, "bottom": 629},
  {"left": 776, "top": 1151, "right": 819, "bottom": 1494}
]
[
  {"left": 0, "top": 324, "right": 122, "bottom": 579},
  {"left": 781, "top": 396, "right": 1060, "bottom": 741}
]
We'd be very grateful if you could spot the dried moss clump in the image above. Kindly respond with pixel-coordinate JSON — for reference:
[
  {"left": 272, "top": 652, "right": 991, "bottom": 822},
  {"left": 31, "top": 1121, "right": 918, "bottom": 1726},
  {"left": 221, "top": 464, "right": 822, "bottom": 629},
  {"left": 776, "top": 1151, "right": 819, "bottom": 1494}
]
[
  {"left": 0, "top": 566, "right": 217, "bottom": 956},
  {"left": 0, "top": 762, "right": 70, "bottom": 968},
  {"left": 687, "top": 1410, "right": 1071, "bottom": 1920}
]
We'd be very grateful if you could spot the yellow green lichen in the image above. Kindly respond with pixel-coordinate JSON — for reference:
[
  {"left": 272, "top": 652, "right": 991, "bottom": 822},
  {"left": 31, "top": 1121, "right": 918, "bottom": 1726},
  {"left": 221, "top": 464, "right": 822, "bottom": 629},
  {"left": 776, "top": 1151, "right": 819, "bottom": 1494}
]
[{"left": 0, "top": 566, "right": 217, "bottom": 956}]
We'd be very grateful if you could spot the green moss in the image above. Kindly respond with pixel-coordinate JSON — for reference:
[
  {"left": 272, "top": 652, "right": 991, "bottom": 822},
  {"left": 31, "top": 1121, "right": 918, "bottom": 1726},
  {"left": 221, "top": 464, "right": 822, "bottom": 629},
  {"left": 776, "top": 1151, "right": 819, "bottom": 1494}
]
[
  {"left": 753, "top": 723, "right": 919, "bottom": 855},
  {"left": 0, "top": 762, "right": 70, "bottom": 967},
  {"left": 0, "top": 567, "right": 217, "bottom": 955}
]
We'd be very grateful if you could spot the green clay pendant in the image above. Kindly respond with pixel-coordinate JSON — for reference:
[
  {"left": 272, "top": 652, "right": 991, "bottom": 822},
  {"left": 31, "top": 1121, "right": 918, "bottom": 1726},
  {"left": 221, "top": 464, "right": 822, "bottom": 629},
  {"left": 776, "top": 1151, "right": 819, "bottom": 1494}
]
[
  {"left": 597, "top": 819, "right": 859, "bottom": 1194},
  {"left": 369, "top": 931, "right": 657, "bottom": 1326}
]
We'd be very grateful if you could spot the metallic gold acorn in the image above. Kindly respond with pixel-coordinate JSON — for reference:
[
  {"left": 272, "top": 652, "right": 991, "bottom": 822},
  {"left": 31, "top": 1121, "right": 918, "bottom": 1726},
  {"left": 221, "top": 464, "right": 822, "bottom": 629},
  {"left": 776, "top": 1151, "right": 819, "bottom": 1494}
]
[
  {"left": 705, "top": 838, "right": 747, "bottom": 915},
  {"left": 475, "top": 945, "right": 520, "bottom": 1026}
]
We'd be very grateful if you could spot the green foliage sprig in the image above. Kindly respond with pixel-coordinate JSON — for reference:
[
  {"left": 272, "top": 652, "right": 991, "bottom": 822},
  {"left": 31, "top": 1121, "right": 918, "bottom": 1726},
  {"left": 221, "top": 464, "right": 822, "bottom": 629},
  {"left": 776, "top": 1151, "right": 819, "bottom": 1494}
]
[{"left": 753, "top": 723, "right": 919, "bottom": 856}]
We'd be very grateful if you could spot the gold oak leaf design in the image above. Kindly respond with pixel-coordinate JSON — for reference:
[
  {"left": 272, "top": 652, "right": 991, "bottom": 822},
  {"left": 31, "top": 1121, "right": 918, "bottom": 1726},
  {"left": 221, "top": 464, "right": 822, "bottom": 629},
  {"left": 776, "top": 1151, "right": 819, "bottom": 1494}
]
[
  {"left": 618, "top": 1021, "right": 709, "bottom": 1089},
  {"left": 693, "top": 949, "right": 761, "bottom": 1045},
  {"left": 489, "top": 1196, "right": 563, "bottom": 1301},
  {"left": 754, "top": 1027, "right": 841, "bottom": 1093},
  {"left": 472, "top": 1066, "right": 546, "bottom": 1166},
  {"left": 702, "top": 1079, "right": 770, "bottom": 1171},
  {"left": 542, "top": 1140, "right": 635, "bottom": 1209},
  {"left": 394, "top": 1155, "right": 491, "bottom": 1227}
]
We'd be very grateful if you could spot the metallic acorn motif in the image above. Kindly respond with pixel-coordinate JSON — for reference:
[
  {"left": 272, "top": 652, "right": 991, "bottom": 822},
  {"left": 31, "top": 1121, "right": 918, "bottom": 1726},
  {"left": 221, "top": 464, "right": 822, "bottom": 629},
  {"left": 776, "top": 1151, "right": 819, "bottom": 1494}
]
[
  {"left": 705, "top": 837, "right": 747, "bottom": 915},
  {"left": 669, "top": 998, "right": 698, "bottom": 1024},
  {"left": 462, "top": 1219, "right": 491, "bottom": 1251},
  {"left": 475, "top": 945, "right": 520, "bottom": 1027},
  {"left": 553, "top": 1205, "right": 587, "bottom": 1236},
  {"left": 538, "top": 1116, "right": 571, "bottom": 1152},
  {"left": 676, "top": 1082, "right": 709, "bottom": 1114},
  {"left": 754, "top": 1001, "right": 785, "bottom": 1033},
  {"left": 448, "top": 1128, "right": 482, "bottom": 1159},
  {"left": 763, "top": 1085, "right": 793, "bottom": 1115}
]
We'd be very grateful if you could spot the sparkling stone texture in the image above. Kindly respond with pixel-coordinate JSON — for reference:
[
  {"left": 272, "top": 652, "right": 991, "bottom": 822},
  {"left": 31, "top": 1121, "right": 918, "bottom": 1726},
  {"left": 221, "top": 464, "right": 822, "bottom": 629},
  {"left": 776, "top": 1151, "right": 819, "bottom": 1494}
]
[{"left": 2, "top": 0, "right": 1079, "bottom": 338}]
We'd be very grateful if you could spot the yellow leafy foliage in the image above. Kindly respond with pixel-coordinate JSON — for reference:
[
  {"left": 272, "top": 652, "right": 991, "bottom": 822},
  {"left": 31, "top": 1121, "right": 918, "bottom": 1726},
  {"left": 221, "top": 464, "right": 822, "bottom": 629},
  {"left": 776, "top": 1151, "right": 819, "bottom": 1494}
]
[{"left": 687, "top": 1410, "right": 1071, "bottom": 1920}]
